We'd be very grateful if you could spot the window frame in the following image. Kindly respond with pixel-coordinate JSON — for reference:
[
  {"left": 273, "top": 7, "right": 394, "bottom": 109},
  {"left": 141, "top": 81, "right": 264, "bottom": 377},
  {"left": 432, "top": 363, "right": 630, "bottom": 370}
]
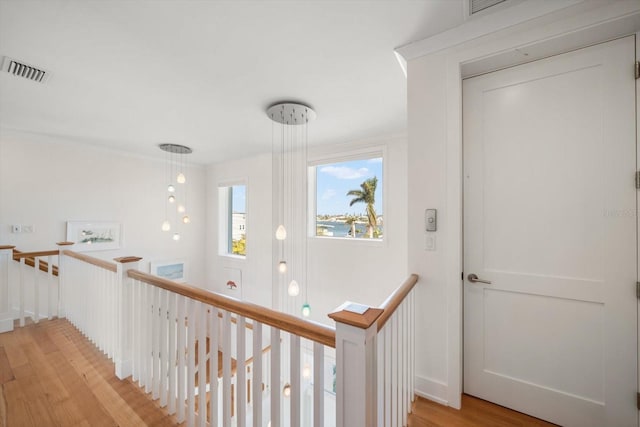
[
  {"left": 307, "top": 146, "right": 387, "bottom": 244},
  {"left": 218, "top": 180, "right": 248, "bottom": 259}
]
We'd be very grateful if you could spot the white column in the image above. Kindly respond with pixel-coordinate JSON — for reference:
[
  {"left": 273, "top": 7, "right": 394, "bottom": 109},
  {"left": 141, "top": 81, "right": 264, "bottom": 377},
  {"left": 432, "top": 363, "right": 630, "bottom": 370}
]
[
  {"left": 0, "top": 246, "right": 15, "bottom": 333},
  {"left": 114, "top": 256, "right": 142, "bottom": 379},
  {"left": 329, "top": 303, "right": 383, "bottom": 427}
]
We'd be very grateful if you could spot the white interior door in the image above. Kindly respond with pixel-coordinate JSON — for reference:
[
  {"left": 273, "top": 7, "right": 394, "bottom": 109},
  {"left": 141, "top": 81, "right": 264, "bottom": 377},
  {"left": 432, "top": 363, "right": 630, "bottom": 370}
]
[{"left": 463, "top": 36, "right": 637, "bottom": 427}]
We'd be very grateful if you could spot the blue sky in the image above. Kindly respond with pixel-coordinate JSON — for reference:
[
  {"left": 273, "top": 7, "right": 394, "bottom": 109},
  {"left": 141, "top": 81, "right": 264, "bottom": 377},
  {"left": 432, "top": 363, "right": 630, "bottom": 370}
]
[
  {"left": 232, "top": 185, "right": 246, "bottom": 213},
  {"left": 316, "top": 158, "right": 383, "bottom": 216}
]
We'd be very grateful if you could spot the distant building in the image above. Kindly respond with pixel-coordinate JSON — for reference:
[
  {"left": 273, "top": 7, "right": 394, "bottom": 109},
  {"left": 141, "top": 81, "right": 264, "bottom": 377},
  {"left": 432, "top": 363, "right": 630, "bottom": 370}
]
[{"left": 232, "top": 212, "right": 246, "bottom": 241}]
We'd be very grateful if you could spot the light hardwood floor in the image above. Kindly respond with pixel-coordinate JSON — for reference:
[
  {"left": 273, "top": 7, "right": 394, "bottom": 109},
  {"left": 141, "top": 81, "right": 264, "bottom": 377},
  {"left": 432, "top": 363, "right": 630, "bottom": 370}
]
[
  {"left": 408, "top": 394, "right": 558, "bottom": 427},
  {"left": 1, "top": 318, "right": 558, "bottom": 427},
  {"left": 0, "top": 318, "right": 182, "bottom": 427}
]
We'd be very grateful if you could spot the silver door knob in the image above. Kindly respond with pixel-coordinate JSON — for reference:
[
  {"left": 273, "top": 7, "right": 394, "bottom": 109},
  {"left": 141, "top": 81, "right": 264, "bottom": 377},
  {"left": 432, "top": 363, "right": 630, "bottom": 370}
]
[{"left": 467, "top": 274, "right": 492, "bottom": 284}]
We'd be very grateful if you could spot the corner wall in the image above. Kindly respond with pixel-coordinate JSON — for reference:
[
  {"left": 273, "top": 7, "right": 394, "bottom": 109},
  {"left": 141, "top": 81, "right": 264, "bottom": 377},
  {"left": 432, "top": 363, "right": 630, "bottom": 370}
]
[
  {"left": 0, "top": 129, "right": 207, "bottom": 284},
  {"left": 205, "top": 136, "right": 408, "bottom": 325}
]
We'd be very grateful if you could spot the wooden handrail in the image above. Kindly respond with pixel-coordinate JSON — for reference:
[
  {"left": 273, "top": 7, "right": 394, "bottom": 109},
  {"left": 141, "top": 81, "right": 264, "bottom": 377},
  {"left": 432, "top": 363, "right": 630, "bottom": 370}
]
[
  {"left": 377, "top": 274, "right": 419, "bottom": 332},
  {"left": 63, "top": 250, "right": 118, "bottom": 273},
  {"left": 128, "top": 269, "right": 336, "bottom": 348},
  {"left": 12, "top": 249, "right": 59, "bottom": 276},
  {"left": 13, "top": 250, "right": 59, "bottom": 259}
]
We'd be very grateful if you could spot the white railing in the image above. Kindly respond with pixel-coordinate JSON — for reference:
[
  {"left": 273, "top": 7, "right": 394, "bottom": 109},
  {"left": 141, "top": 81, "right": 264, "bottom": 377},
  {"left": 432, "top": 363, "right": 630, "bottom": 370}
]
[
  {"left": 1, "top": 242, "right": 419, "bottom": 427},
  {"left": 0, "top": 245, "right": 60, "bottom": 332}
]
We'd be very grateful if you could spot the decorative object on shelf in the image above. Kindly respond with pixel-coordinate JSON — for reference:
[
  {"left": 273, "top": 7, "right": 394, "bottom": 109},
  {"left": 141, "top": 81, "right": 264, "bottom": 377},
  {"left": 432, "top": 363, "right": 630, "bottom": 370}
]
[
  {"left": 66, "top": 221, "right": 122, "bottom": 252},
  {"left": 159, "top": 143, "right": 192, "bottom": 241},
  {"left": 150, "top": 259, "right": 187, "bottom": 283},
  {"left": 267, "top": 102, "right": 315, "bottom": 318}
]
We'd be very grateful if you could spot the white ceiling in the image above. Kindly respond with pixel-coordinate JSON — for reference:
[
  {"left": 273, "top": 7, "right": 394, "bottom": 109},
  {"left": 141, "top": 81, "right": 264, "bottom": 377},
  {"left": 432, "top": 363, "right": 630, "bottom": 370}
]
[{"left": 0, "top": 0, "right": 464, "bottom": 165}]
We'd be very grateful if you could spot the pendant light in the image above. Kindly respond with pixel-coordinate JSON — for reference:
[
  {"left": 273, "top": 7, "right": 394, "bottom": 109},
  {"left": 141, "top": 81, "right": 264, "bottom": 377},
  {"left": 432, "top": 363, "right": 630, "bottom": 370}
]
[
  {"left": 267, "top": 102, "right": 315, "bottom": 317},
  {"left": 159, "top": 143, "right": 192, "bottom": 241}
]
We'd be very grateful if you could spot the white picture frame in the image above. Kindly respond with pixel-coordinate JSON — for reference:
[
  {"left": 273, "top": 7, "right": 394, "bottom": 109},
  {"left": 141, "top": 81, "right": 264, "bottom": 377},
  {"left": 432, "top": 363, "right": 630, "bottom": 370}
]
[
  {"left": 150, "top": 260, "right": 187, "bottom": 283},
  {"left": 66, "top": 221, "right": 122, "bottom": 252}
]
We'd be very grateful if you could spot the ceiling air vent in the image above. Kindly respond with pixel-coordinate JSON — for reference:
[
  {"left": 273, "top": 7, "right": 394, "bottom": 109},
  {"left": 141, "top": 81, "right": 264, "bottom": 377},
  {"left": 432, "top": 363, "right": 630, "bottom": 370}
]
[
  {"left": 1, "top": 56, "right": 49, "bottom": 83},
  {"left": 470, "top": 0, "right": 507, "bottom": 15}
]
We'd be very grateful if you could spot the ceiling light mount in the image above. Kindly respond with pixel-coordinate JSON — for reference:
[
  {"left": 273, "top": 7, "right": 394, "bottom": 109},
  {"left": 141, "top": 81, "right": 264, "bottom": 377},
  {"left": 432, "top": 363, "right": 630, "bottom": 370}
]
[
  {"left": 267, "top": 102, "right": 316, "bottom": 125},
  {"left": 159, "top": 143, "right": 193, "bottom": 154}
]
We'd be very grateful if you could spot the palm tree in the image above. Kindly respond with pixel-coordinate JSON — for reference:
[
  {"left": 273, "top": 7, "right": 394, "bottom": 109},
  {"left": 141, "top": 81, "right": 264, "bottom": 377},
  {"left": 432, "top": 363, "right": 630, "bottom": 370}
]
[
  {"left": 347, "top": 176, "right": 378, "bottom": 238},
  {"left": 345, "top": 215, "right": 358, "bottom": 237}
]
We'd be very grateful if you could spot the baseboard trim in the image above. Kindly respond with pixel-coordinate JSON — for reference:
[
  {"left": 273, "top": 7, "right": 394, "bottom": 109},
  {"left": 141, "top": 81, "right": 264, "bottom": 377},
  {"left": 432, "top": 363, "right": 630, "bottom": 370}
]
[{"left": 415, "top": 375, "right": 449, "bottom": 406}]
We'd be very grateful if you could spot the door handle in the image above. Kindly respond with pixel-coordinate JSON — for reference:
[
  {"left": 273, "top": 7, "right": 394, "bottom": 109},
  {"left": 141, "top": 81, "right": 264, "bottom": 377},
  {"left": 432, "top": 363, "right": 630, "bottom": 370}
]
[{"left": 467, "top": 273, "right": 492, "bottom": 285}]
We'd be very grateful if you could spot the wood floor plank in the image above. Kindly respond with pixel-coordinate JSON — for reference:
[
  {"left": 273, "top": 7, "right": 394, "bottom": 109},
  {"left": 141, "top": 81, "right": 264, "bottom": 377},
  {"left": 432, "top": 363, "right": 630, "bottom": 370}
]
[
  {"left": 2, "top": 319, "right": 183, "bottom": 427},
  {"left": 408, "top": 395, "right": 558, "bottom": 427},
  {"left": 0, "top": 347, "right": 14, "bottom": 385}
]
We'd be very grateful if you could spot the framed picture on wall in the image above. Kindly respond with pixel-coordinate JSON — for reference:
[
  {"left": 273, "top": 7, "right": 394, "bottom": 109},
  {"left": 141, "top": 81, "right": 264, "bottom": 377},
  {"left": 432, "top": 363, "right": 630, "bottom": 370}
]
[
  {"left": 66, "top": 221, "right": 122, "bottom": 252},
  {"left": 150, "top": 260, "right": 187, "bottom": 283}
]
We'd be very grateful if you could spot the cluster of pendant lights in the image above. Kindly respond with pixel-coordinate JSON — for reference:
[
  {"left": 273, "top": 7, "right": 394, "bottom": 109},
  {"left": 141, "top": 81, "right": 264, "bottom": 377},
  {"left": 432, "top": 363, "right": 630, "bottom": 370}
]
[
  {"left": 159, "top": 143, "right": 192, "bottom": 241},
  {"left": 268, "top": 102, "right": 315, "bottom": 318}
]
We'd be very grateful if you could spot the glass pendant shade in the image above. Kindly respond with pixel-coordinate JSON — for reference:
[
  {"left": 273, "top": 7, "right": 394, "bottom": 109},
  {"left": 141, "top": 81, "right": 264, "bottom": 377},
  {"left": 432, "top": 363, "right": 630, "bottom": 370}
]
[
  {"left": 302, "top": 364, "right": 311, "bottom": 379},
  {"left": 288, "top": 280, "right": 300, "bottom": 296},
  {"left": 172, "top": 233, "right": 180, "bottom": 241},
  {"left": 168, "top": 195, "right": 176, "bottom": 203},
  {"left": 168, "top": 184, "right": 175, "bottom": 193},
  {"left": 182, "top": 215, "right": 190, "bottom": 224},
  {"left": 275, "top": 224, "right": 287, "bottom": 240},
  {"left": 301, "top": 303, "right": 311, "bottom": 317},
  {"left": 278, "top": 261, "right": 287, "bottom": 273},
  {"left": 177, "top": 204, "right": 186, "bottom": 213},
  {"left": 176, "top": 173, "right": 186, "bottom": 184},
  {"left": 282, "top": 383, "right": 291, "bottom": 397},
  {"left": 161, "top": 220, "right": 171, "bottom": 232}
]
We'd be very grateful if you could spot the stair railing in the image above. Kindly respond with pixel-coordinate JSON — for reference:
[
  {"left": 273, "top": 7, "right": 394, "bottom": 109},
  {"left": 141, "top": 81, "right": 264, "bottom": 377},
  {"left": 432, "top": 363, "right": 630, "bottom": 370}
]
[{"left": 2, "top": 241, "right": 419, "bottom": 427}]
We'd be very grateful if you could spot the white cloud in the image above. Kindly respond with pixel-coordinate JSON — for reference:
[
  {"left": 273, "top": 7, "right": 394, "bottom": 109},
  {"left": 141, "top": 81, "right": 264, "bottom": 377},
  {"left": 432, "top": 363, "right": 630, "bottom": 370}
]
[
  {"left": 321, "top": 189, "right": 337, "bottom": 200},
  {"left": 367, "top": 157, "right": 383, "bottom": 164},
  {"left": 320, "top": 166, "right": 370, "bottom": 179}
]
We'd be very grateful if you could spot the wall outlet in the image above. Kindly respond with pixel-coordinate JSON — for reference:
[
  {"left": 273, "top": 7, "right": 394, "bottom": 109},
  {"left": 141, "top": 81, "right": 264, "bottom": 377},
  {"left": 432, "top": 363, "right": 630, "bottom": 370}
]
[{"left": 22, "top": 225, "right": 34, "bottom": 233}]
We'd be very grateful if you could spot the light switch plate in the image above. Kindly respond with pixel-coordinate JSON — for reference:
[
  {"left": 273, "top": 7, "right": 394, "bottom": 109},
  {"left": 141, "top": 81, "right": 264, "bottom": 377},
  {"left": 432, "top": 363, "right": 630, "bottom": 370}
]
[{"left": 425, "top": 209, "right": 437, "bottom": 232}]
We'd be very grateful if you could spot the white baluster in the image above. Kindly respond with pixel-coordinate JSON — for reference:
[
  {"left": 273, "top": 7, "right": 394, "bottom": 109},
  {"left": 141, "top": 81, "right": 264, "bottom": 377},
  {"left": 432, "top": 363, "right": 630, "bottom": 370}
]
[
  {"left": 19, "top": 257, "right": 25, "bottom": 327},
  {"left": 237, "top": 316, "right": 246, "bottom": 427},
  {"left": 222, "top": 311, "right": 232, "bottom": 426},
  {"left": 152, "top": 286, "right": 160, "bottom": 400},
  {"left": 290, "top": 334, "right": 300, "bottom": 427},
  {"left": 197, "top": 302, "right": 207, "bottom": 427},
  {"left": 144, "top": 283, "right": 153, "bottom": 394},
  {"left": 33, "top": 256, "right": 39, "bottom": 323},
  {"left": 384, "top": 324, "right": 391, "bottom": 427},
  {"left": 252, "top": 321, "right": 262, "bottom": 427},
  {"left": 177, "top": 295, "right": 186, "bottom": 423},
  {"left": 209, "top": 307, "right": 219, "bottom": 427},
  {"left": 47, "top": 256, "right": 53, "bottom": 320},
  {"left": 160, "top": 289, "right": 169, "bottom": 408},
  {"left": 377, "top": 325, "right": 385, "bottom": 425},
  {"left": 271, "top": 328, "right": 281, "bottom": 427},
  {"left": 391, "top": 316, "right": 398, "bottom": 427},
  {"left": 313, "top": 342, "right": 324, "bottom": 427},
  {"left": 168, "top": 291, "right": 177, "bottom": 415},
  {"left": 187, "top": 299, "right": 197, "bottom": 427}
]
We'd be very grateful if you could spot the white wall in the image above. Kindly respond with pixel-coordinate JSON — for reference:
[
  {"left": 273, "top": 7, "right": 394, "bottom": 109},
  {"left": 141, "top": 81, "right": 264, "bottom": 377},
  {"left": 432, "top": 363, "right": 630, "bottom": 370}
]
[
  {"left": 205, "top": 137, "right": 408, "bottom": 326},
  {"left": 405, "top": 0, "right": 640, "bottom": 408},
  {"left": 206, "top": 153, "right": 273, "bottom": 306},
  {"left": 305, "top": 137, "right": 408, "bottom": 325},
  {"left": 0, "top": 129, "right": 207, "bottom": 284}
]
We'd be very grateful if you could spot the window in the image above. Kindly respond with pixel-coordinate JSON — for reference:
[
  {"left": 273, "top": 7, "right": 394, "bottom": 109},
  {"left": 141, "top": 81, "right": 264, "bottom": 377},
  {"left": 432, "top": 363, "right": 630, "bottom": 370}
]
[
  {"left": 311, "top": 156, "right": 383, "bottom": 239},
  {"left": 219, "top": 184, "right": 246, "bottom": 256}
]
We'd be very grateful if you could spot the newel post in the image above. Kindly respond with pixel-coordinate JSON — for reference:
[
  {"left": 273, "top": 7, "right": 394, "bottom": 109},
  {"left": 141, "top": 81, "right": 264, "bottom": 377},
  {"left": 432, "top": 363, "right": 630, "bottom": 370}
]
[
  {"left": 329, "top": 302, "right": 384, "bottom": 427},
  {"left": 114, "top": 256, "right": 142, "bottom": 379},
  {"left": 0, "top": 245, "right": 16, "bottom": 333},
  {"left": 56, "top": 242, "right": 74, "bottom": 318}
]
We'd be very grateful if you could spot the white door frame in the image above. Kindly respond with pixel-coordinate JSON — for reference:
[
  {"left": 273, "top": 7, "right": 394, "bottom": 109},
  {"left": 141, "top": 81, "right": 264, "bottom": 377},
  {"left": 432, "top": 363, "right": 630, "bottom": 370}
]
[{"left": 420, "top": 5, "right": 640, "bottom": 409}]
